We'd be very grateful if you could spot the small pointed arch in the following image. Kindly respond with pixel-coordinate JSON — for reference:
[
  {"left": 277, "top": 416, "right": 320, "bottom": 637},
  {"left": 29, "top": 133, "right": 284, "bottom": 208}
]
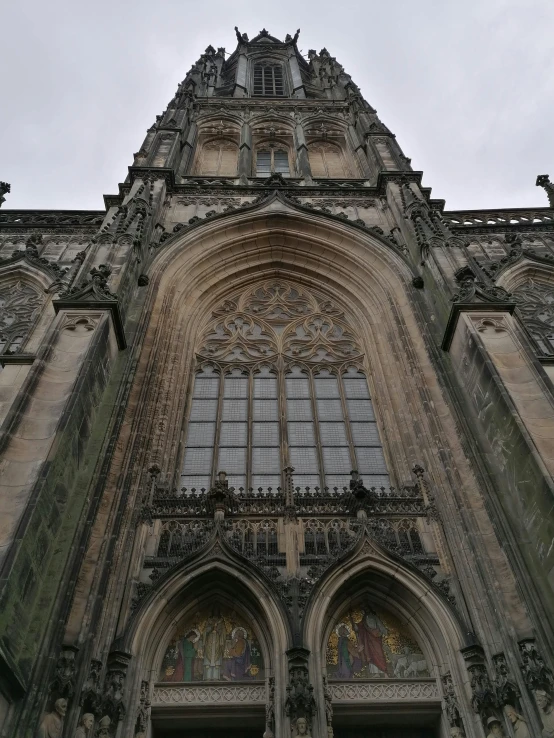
[{"left": 303, "top": 536, "right": 472, "bottom": 691}]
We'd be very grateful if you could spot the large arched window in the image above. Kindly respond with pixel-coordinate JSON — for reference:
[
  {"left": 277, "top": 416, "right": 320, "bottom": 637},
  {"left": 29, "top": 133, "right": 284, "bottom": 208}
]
[
  {"left": 308, "top": 142, "right": 351, "bottom": 178},
  {"left": 180, "top": 281, "right": 389, "bottom": 492},
  {"left": 252, "top": 62, "right": 285, "bottom": 97},
  {"left": 196, "top": 139, "right": 238, "bottom": 176}
]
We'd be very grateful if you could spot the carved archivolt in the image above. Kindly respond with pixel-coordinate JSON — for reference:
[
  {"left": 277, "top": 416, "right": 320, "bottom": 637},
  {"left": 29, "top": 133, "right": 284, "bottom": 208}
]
[
  {"left": 0, "top": 278, "right": 45, "bottom": 353},
  {"left": 198, "top": 280, "right": 361, "bottom": 363}
]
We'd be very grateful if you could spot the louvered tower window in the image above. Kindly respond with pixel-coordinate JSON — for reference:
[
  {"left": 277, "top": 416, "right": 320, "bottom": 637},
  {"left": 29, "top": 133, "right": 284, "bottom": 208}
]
[
  {"left": 253, "top": 63, "right": 285, "bottom": 97},
  {"left": 180, "top": 281, "right": 390, "bottom": 492},
  {"left": 256, "top": 149, "right": 290, "bottom": 177}
]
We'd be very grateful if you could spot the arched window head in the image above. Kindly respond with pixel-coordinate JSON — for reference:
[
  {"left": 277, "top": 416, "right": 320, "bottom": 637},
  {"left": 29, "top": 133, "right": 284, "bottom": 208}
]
[
  {"left": 253, "top": 62, "right": 285, "bottom": 97},
  {"left": 180, "top": 280, "right": 390, "bottom": 492},
  {"left": 256, "top": 148, "right": 290, "bottom": 177},
  {"left": 196, "top": 139, "right": 238, "bottom": 176},
  {"left": 0, "top": 278, "right": 45, "bottom": 355}
]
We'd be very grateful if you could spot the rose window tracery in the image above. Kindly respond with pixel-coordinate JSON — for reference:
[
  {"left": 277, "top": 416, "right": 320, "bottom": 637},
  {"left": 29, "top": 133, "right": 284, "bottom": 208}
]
[{"left": 181, "top": 280, "right": 389, "bottom": 492}]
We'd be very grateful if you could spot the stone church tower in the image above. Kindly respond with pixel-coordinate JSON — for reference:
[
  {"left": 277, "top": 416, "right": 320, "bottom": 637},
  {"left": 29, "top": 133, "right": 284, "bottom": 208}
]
[{"left": 1, "top": 26, "right": 554, "bottom": 738}]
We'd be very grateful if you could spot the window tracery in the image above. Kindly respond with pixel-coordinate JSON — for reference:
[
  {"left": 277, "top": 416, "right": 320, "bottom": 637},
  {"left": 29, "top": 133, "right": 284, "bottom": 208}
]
[
  {"left": 514, "top": 278, "right": 554, "bottom": 356},
  {"left": 0, "top": 278, "right": 45, "bottom": 354},
  {"left": 181, "top": 280, "right": 389, "bottom": 492},
  {"left": 255, "top": 148, "right": 290, "bottom": 177}
]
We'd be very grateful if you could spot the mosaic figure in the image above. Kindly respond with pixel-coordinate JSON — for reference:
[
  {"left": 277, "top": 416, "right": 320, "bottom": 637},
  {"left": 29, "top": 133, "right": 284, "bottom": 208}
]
[
  {"left": 326, "top": 604, "right": 429, "bottom": 680},
  {"left": 159, "top": 605, "right": 263, "bottom": 682}
]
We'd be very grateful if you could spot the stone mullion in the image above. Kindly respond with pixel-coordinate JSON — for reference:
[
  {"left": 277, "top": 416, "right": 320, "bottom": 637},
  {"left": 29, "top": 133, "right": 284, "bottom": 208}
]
[
  {"left": 277, "top": 356, "right": 288, "bottom": 490},
  {"left": 247, "top": 366, "right": 254, "bottom": 492},
  {"left": 308, "top": 367, "right": 325, "bottom": 490},
  {"left": 337, "top": 363, "right": 358, "bottom": 474}
]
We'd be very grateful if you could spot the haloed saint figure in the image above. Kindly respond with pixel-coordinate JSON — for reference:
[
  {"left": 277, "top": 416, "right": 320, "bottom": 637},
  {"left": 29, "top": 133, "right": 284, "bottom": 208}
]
[
  {"left": 159, "top": 605, "right": 263, "bottom": 682},
  {"left": 326, "top": 604, "right": 430, "bottom": 680}
]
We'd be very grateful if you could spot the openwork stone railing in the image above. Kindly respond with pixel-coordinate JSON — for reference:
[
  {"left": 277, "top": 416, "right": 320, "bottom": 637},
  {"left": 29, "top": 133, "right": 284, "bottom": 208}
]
[
  {"left": 444, "top": 208, "right": 554, "bottom": 228},
  {"left": 151, "top": 683, "right": 266, "bottom": 706},
  {"left": 329, "top": 679, "right": 440, "bottom": 702}
]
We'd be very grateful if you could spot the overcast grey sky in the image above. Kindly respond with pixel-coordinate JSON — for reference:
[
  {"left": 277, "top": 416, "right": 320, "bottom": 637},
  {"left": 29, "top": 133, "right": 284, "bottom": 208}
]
[{"left": 2, "top": 0, "right": 553, "bottom": 212}]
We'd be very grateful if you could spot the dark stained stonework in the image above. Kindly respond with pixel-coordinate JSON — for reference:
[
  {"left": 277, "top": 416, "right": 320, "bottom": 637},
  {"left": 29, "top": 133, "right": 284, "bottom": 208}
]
[{"left": 0, "top": 27, "right": 553, "bottom": 738}]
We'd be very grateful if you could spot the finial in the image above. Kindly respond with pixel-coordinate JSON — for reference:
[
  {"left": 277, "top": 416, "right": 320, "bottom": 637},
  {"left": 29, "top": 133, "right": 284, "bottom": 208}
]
[
  {"left": 0, "top": 182, "right": 11, "bottom": 208},
  {"left": 536, "top": 174, "right": 554, "bottom": 207}
]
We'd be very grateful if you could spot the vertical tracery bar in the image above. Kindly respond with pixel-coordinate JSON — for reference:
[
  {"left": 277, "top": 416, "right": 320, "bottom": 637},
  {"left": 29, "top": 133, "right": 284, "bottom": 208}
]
[
  {"left": 217, "top": 368, "right": 248, "bottom": 490},
  {"left": 181, "top": 365, "right": 219, "bottom": 490},
  {"left": 251, "top": 366, "right": 281, "bottom": 490}
]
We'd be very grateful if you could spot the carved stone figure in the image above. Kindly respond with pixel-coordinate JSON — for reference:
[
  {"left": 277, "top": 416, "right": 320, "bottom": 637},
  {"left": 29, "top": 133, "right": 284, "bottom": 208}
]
[
  {"left": 74, "top": 713, "right": 94, "bottom": 738},
  {"left": 485, "top": 716, "right": 505, "bottom": 738},
  {"left": 450, "top": 727, "right": 465, "bottom": 738},
  {"left": 293, "top": 717, "right": 312, "bottom": 737},
  {"left": 504, "top": 705, "right": 530, "bottom": 738},
  {"left": 535, "top": 690, "right": 554, "bottom": 737},
  {"left": 37, "top": 698, "right": 67, "bottom": 738}
]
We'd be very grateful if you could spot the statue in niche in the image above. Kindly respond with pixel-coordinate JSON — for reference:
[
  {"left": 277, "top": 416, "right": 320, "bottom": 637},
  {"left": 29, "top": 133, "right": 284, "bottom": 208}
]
[
  {"left": 73, "top": 713, "right": 94, "bottom": 738},
  {"left": 159, "top": 605, "right": 263, "bottom": 682},
  {"left": 293, "top": 717, "right": 312, "bottom": 737},
  {"left": 485, "top": 717, "right": 505, "bottom": 738},
  {"left": 37, "top": 698, "right": 67, "bottom": 738},
  {"left": 504, "top": 705, "right": 530, "bottom": 738},
  {"left": 536, "top": 690, "right": 554, "bottom": 737},
  {"left": 327, "top": 603, "right": 429, "bottom": 680}
]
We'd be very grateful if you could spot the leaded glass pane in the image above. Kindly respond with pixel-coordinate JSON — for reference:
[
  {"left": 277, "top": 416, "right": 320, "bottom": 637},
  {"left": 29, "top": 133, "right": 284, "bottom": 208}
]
[
  {"left": 319, "top": 422, "right": 348, "bottom": 446},
  {"left": 364, "top": 474, "right": 390, "bottom": 488},
  {"left": 217, "top": 447, "right": 247, "bottom": 473},
  {"left": 189, "top": 399, "right": 218, "bottom": 421},
  {"left": 355, "top": 447, "right": 388, "bottom": 474},
  {"left": 219, "top": 422, "right": 248, "bottom": 446},
  {"left": 287, "top": 399, "right": 313, "bottom": 421},
  {"left": 180, "top": 475, "right": 210, "bottom": 491},
  {"left": 325, "top": 475, "right": 350, "bottom": 491},
  {"left": 322, "top": 446, "right": 351, "bottom": 473},
  {"left": 286, "top": 377, "right": 310, "bottom": 398},
  {"left": 343, "top": 378, "right": 370, "bottom": 399},
  {"left": 223, "top": 377, "right": 248, "bottom": 397},
  {"left": 254, "top": 377, "right": 278, "bottom": 398},
  {"left": 193, "top": 377, "right": 219, "bottom": 398},
  {"left": 293, "top": 474, "right": 320, "bottom": 489},
  {"left": 186, "top": 422, "right": 216, "bottom": 447},
  {"left": 183, "top": 448, "right": 213, "bottom": 474},
  {"left": 316, "top": 399, "right": 343, "bottom": 421},
  {"left": 252, "top": 422, "right": 279, "bottom": 445},
  {"left": 252, "top": 475, "right": 281, "bottom": 490},
  {"left": 346, "top": 399, "right": 375, "bottom": 421},
  {"left": 350, "top": 422, "right": 381, "bottom": 445},
  {"left": 287, "top": 422, "right": 316, "bottom": 446},
  {"left": 290, "top": 447, "right": 318, "bottom": 472},
  {"left": 224, "top": 377, "right": 248, "bottom": 398},
  {"left": 227, "top": 475, "right": 246, "bottom": 491},
  {"left": 252, "top": 447, "right": 281, "bottom": 473},
  {"left": 222, "top": 399, "right": 248, "bottom": 421},
  {"left": 253, "top": 399, "right": 278, "bottom": 421},
  {"left": 314, "top": 377, "right": 340, "bottom": 398}
]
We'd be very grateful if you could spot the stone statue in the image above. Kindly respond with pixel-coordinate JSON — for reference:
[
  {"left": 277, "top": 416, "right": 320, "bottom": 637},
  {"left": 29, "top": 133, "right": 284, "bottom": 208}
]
[
  {"left": 293, "top": 717, "right": 312, "bottom": 737},
  {"left": 450, "top": 727, "right": 465, "bottom": 738},
  {"left": 234, "top": 26, "right": 248, "bottom": 43},
  {"left": 37, "top": 698, "right": 67, "bottom": 738},
  {"left": 536, "top": 690, "right": 554, "bottom": 737},
  {"left": 504, "top": 705, "right": 530, "bottom": 738},
  {"left": 485, "top": 716, "right": 505, "bottom": 738},
  {"left": 74, "top": 713, "right": 94, "bottom": 738}
]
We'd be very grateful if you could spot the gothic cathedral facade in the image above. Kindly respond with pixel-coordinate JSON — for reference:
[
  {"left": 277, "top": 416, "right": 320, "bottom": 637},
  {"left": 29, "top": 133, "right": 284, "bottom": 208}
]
[{"left": 1, "top": 27, "right": 554, "bottom": 738}]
